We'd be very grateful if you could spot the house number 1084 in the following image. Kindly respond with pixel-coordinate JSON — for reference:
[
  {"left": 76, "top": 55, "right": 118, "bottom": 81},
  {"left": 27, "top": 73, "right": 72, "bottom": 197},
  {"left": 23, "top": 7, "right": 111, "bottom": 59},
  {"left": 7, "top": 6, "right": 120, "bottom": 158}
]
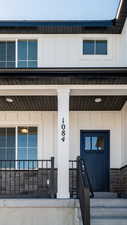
[{"left": 61, "top": 118, "right": 66, "bottom": 142}]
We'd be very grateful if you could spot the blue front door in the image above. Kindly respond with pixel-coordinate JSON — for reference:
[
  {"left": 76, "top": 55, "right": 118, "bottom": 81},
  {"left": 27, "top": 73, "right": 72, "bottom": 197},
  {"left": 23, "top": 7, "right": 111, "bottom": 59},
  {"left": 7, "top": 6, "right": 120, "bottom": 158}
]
[{"left": 80, "top": 130, "right": 110, "bottom": 192}]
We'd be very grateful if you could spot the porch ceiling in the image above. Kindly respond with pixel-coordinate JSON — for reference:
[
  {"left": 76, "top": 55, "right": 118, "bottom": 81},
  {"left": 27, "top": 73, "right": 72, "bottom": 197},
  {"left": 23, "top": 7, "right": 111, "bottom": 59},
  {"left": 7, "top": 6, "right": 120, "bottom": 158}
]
[
  {"left": 70, "top": 96, "right": 127, "bottom": 111},
  {"left": 0, "top": 96, "right": 57, "bottom": 111},
  {"left": 0, "top": 95, "right": 126, "bottom": 111}
]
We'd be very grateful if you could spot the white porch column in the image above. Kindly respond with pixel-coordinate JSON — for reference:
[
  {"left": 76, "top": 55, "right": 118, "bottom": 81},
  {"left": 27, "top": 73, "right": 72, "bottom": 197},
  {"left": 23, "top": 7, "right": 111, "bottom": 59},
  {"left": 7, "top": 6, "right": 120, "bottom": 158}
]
[{"left": 57, "top": 88, "right": 70, "bottom": 198}]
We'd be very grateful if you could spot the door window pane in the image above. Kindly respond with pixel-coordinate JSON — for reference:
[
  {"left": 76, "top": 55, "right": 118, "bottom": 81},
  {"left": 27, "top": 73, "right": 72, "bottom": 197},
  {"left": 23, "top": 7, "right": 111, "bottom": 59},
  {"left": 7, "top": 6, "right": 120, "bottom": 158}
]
[
  {"left": 92, "top": 137, "right": 98, "bottom": 150},
  {"left": 85, "top": 137, "right": 91, "bottom": 150},
  {"left": 96, "top": 136, "right": 104, "bottom": 150},
  {"left": 84, "top": 135, "right": 104, "bottom": 151}
]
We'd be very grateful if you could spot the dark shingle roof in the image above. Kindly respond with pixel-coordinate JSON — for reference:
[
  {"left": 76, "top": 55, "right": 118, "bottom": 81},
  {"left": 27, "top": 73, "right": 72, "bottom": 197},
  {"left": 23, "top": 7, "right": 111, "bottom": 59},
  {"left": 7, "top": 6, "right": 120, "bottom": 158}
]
[
  {"left": 0, "top": 0, "right": 126, "bottom": 34},
  {"left": 0, "top": 67, "right": 126, "bottom": 85}
]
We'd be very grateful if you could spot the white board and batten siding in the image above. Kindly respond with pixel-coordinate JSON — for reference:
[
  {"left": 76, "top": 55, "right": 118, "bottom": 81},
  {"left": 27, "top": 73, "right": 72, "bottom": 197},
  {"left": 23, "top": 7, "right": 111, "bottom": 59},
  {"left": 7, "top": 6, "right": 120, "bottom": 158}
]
[
  {"left": 0, "top": 111, "right": 57, "bottom": 163},
  {"left": 0, "top": 19, "right": 127, "bottom": 67},
  {"left": 0, "top": 110, "right": 124, "bottom": 169}
]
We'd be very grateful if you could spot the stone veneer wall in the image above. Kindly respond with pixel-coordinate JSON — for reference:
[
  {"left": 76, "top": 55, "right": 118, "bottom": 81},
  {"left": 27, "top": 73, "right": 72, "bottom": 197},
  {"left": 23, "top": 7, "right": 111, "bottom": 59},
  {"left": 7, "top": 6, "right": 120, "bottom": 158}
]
[
  {"left": 0, "top": 169, "right": 77, "bottom": 198},
  {"left": 1, "top": 167, "right": 127, "bottom": 196},
  {"left": 0, "top": 169, "right": 57, "bottom": 198},
  {"left": 110, "top": 166, "right": 127, "bottom": 194}
]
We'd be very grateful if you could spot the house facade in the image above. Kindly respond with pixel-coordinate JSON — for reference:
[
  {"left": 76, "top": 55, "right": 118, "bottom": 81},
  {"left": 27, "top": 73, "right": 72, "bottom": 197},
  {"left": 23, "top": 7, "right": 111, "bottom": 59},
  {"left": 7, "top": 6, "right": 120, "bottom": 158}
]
[{"left": 0, "top": 1, "right": 127, "bottom": 224}]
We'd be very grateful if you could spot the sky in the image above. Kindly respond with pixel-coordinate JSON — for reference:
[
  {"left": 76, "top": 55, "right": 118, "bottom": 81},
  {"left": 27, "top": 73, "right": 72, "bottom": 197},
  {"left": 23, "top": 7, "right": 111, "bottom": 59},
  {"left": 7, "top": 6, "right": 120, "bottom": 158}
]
[{"left": 0, "top": 0, "right": 120, "bottom": 20}]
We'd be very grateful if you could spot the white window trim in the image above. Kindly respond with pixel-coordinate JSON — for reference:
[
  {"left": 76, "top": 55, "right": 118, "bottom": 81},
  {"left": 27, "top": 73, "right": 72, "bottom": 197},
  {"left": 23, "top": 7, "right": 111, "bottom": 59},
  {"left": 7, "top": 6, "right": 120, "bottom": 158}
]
[
  {"left": 0, "top": 124, "right": 40, "bottom": 167},
  {"left": 17, "top": 40, "right": 38, "bottom": 68},
  {"left": 15, "top": 39, "right": 18, "bottom": 68},
  {"left": 80, "top": 36, "right": 113, "bottom": 61},
  {"left": 0, "top": 39, "right": 38, "bottom": 68}
]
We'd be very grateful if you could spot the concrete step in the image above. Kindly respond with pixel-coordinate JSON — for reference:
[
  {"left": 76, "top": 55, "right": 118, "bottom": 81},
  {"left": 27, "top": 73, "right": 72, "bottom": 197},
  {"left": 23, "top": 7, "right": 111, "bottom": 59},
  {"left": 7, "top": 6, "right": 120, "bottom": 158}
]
[
  {"left": 93, "top": 192, "right": 117, "bottom": 199},
  {"left": 91, "top": 198, "right": 127, "bottom": 225},
  {"left": 91, "top": 198, "right": 127, "bottom": 208},
  {"left": 91, "top": 207, "right": 127, "bottom": 217},
  {"left": 91, "top": 218, "right": 127, "bottom": 225}
]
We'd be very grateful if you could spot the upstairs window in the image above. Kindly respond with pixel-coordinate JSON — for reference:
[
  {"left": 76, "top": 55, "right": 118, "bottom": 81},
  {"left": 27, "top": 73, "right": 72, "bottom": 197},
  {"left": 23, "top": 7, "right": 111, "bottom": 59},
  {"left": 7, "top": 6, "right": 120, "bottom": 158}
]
[
  {"left": 18, "top": 40, "right": 37, "bottom": 68},
  {"left": 83, "top": 40, "right": 107, "bottom": 55},
  {"left": 0, "top": 41, "right": 15, "bottom": 68},
  {"left": 0, "top": 40, "right": 37, "bottom": 68}
]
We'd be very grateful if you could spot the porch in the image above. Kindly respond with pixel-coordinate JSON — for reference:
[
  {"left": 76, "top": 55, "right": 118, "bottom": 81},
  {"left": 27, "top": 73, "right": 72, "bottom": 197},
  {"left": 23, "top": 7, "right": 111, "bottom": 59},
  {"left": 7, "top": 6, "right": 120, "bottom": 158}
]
[{"left": 0, "top": 82, "right": 126, "bottom": 199}]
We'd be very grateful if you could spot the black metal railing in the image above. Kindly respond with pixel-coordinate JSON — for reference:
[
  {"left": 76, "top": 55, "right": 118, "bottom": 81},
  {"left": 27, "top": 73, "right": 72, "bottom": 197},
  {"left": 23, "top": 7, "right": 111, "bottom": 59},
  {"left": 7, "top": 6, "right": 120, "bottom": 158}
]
[
  {"left": 0, "top": 157, "right": 56, "bottom": 198},
  {"left": 69, "top": 160, "right": 78, "bottom": 198},
  {"left": 78, "top": 157, "right": 94, "bottom": 225}
]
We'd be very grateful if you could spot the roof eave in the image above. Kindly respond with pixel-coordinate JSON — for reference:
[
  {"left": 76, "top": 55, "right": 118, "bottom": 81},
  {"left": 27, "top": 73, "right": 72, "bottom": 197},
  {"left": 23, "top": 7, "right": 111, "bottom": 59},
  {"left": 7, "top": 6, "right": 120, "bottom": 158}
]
[{"left": 0, "top": 0, "right": 126, "bottom": 34}]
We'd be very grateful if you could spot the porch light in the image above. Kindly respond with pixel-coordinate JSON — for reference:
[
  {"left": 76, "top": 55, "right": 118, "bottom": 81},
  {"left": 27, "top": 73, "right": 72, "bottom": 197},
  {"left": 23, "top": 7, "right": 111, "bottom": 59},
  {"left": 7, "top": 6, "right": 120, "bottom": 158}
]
[
  {"left": 6, "top": 97, "right": 14, "bottom": 103},
  {"left": 20, "top": 128, "right": 28, "bottom": 134},
  {"left": 94, "top": 98, "right": 102, "bottom": 103}
]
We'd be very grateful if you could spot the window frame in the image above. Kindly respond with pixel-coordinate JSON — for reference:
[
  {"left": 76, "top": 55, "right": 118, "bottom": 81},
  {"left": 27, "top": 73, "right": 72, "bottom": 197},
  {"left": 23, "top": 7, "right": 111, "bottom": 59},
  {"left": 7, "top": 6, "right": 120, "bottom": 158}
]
[
  {"left": 0, "top": 41, "right": 16, "bottom": 68},
  {"left": 17, "top": 126, "right": 38, "bottom": 161},
  {"left": 17, "top": 39, "right": 38, "bottom": 68},
  {"left": 83, "top": 40, "right": 108, "bottom": 55},
  {"left": 0, "top": 125, "right": 39, "bottom": 169},
  {"left": 0, "top": 39, "right": 38, "bottom": 68},
  {"left": 0, "top": 127, "right": 16, "bottom": 162},
  {"left": 80, "top": 36, "right": 112, "bottom": 61}
]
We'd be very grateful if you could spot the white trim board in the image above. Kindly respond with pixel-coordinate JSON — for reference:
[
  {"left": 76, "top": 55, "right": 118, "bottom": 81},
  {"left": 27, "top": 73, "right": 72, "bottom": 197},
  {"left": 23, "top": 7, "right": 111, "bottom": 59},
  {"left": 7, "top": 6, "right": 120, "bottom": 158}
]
[{"left": 0, "top": 85, "right": 127, "bottom": 96}]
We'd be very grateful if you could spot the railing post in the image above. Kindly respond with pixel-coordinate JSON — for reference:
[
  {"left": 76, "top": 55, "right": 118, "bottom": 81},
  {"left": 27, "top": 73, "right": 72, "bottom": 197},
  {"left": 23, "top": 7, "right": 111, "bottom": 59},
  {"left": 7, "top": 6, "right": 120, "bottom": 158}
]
[
  {"left": 82, "top": 186, "right": 90, "bottom": 225},
  {"left": 78, "top": 157, "right": 91, "bottom": 225},
  {"left": 76, "top": 156, "right": 80, "bottom": 198},
  {"left": 50, "top": 157, "right": 55, "bottom": 198}
]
